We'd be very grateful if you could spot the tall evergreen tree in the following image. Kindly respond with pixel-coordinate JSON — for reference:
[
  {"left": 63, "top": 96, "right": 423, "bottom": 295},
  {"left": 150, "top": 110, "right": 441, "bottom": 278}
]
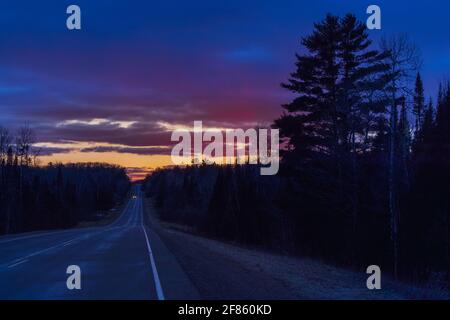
[
  {"left": 413, "top": 98, "right": 433, "bottom": 155},
  {"left": 274, "top": 13, "right": 391, "bottom": 263},
  {"left": 275, "top": 14, "right": 389, "bottom": 166},
  {"left": 275, "top": 14, "right": 342, "bottom": 166},
  {"left": 397, "top": 99, "right": 411, "bottom": 189},
  {"left": 413, "top": 73, "right": 425, "bottom": 132}
]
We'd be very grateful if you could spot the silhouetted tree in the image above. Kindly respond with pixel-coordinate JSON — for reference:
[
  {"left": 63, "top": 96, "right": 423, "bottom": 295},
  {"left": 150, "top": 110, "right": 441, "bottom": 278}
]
[{"left": 413, "top": 73, "right": 425, "bottom": 132}]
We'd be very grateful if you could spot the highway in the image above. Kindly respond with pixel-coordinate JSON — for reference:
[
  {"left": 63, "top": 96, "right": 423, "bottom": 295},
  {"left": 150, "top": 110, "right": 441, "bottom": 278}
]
[{"left": 0, "top": 185, "right": 198, "bottom": 299}]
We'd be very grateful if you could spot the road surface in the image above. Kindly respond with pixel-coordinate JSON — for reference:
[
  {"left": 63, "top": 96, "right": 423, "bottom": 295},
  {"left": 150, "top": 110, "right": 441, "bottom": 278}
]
[
  {"left": 0, "top": 185, "right": 198, "bottom": 299},
  {"left": 1, "top": 185, "right": 440, "bottom": 300}
]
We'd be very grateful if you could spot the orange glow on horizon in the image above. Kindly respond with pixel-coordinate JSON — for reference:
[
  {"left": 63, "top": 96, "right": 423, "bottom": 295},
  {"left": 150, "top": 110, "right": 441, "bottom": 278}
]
[{"left": 39, "top": 151, "right": 173, "bottom": 181}]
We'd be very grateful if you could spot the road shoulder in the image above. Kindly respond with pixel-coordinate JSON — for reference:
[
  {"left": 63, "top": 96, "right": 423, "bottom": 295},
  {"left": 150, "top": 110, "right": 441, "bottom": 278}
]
[{"left": 144, "top": 198, "right": 450, "bottom": 300}]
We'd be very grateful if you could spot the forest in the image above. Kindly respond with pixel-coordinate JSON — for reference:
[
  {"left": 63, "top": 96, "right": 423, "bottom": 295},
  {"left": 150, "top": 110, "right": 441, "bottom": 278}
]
[
  {"left": 0, "top": 126, "right": 130, "bottom": 234},
  {"left": 143, "top": 14, "right": 450, "bottom": 287}
]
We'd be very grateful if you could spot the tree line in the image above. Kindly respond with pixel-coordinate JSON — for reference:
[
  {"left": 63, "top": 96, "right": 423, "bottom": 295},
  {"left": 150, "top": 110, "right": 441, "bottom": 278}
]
[
  {"left": 0, "top": 126, "right": 130, "bottom": 234},
  {"left": 143, "top": 13, "right": 450, "bottom": 287}
]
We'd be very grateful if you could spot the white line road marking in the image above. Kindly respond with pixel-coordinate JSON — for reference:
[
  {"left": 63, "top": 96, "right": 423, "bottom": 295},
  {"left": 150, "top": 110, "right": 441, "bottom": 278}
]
[
  {"left": 0, "top": 197, "right": 134, "bottom": 245},
  {"left": 0, "top": 229, "right": 78, "bottom": 245},
  {"left": 7, "top": 259, "right": 28, "bottom": 268},
  {"left": 138, "top": 192, "right": 165, "bottom": 300},
  {"left": 142, "top": 225, "right": 165, "bottom": 300},
  {"left": 139, "top": 192, "right": 165, "bottom": 300},
  {"left": 0, "top": 195, "right": 136, "bottom": 267},
  {"left": 62, "top": 241, "right": 76, "bottom": 246},
  {"left": 1, "top": 225, "right": 124, "bottom": 267}
]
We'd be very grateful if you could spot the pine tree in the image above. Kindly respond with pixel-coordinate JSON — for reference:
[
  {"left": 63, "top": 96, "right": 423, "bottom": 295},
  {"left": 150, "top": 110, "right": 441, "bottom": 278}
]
[
  {"left": 436, "top": 83, "right": 446, "bottom": 133},
  {"left": 413, "top": 73, "right": 425, "bottom": 132},
  {"left": 423, "top": 99, "right": 434, "bottom": 139},
  {"left": 413, "top": 98, "right": 433, "bottom": 155},
  {"left": 275, "top": 14, "right": 342, "bottom": 165},
  {"left": 275, "top": 14, "right": 389, "bottom": 166},
  {"left": 274, "top": 13, "right": 391, "bottom": 264},
  {"left": 339, "top": 14, "right": 390, "bottom": 154},
  {"left": 397, "top": 99, "right": 411, "bottom": 189}
]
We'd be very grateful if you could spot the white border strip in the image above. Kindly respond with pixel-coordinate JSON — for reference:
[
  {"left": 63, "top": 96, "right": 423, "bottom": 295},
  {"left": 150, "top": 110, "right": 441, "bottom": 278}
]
[
  {"left": 142, "top": 225, "right": 165, "bottom": 300},
  {"left": 7, "top": 259, "right": 28, "bottom": 268}
]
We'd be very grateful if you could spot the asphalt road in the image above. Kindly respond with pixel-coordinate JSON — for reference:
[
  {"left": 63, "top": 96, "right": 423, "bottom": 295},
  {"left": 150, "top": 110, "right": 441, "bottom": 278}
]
[{"left": 0, "top": 185, "right": 199, "bottom": 300}]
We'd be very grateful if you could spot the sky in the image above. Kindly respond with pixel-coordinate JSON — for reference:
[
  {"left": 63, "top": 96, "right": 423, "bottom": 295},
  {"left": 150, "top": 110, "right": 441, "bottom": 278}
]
[{"left": 1, "top": 0, "right": 449, "bottom": 179}]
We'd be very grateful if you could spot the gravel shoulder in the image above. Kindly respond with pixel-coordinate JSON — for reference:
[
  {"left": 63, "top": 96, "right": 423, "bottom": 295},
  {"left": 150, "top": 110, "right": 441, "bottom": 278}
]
[{"left": 144, "top": 198, "right": 449, "bottom": 300}]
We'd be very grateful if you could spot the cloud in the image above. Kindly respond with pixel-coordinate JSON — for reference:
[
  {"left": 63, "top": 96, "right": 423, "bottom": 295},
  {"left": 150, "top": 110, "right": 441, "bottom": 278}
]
[
  {"left": 57, "top": 118, "right": 137, "bottom": 129},
  {"left": 35, "top": 146, "right": 76, "bottom": 156},
  {"left": 156, "top": 121, "right": 232, "bottom": 133},
  {"left": 80, "top": 145, "right": 172, "bottom": 155},
  {"left": 34, "top": 141, "right": 171, "bottom": 157}
]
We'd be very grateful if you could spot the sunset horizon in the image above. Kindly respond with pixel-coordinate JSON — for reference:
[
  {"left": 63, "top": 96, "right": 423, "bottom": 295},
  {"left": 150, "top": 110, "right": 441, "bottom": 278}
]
[{"left": 2, "top": 1, "right": 449, "bottom": 181}]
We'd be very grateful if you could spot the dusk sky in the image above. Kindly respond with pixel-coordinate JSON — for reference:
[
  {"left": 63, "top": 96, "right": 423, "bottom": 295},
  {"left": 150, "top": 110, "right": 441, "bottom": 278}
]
[{"left": 1, "top": 0, "right": 449, "bottom": 179}]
